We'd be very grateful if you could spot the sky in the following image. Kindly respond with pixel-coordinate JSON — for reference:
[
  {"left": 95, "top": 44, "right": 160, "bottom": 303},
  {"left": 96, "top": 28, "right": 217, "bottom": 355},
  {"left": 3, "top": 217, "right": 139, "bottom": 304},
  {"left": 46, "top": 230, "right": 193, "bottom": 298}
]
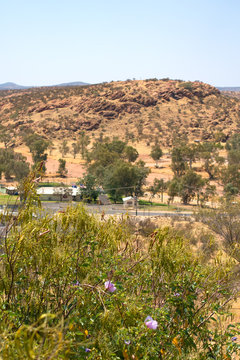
[{"left": 1, "top": 0, "right": 240, "bottom": 87}]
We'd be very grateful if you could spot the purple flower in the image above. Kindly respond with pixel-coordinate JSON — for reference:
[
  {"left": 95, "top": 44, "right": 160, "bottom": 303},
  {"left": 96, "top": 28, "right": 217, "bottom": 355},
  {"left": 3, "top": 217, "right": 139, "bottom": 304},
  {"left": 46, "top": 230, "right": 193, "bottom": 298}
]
[
  {"left": 174, "top": 292, "right": 180, "bottom": 297},
  {"left": 232, "top": 336, "right": 237, "bottom": 342},
  {"left": 73, "top": 281, "right": 80, "bottom": 286},
  {"left": 85, "top": 348, "right": 91, "bottom": 352},
  {"left": 124, "top": 340, "right": 131, "bottom": 345},
  {"left": 104, "top": 280, "right": 116, "bottom": 293},
  {"left": 145, "top": 316, "right": 158, "bottom": 330}
]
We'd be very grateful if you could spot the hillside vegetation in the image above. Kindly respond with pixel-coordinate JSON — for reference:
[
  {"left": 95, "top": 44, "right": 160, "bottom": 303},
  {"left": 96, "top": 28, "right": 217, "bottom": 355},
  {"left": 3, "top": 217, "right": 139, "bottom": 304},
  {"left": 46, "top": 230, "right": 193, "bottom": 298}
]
[{"left": 1, "top": 79, "right": 240, "bottom": 145}]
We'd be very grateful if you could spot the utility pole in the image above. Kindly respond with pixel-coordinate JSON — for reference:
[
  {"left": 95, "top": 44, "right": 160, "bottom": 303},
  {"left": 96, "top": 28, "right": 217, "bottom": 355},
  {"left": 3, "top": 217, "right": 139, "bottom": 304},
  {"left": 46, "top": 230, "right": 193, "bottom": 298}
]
[{"left": 134, "top": 187, "right": 138, "bottom": 216}]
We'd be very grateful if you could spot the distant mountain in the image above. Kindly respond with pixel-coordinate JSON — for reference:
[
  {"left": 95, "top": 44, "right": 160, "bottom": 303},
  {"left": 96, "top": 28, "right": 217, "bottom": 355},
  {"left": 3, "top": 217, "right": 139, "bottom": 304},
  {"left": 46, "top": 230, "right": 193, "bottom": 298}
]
[
  {"left": 0, "top": 81, "right": 90, "bottom": 91},
  {"left": 55, "top": 81, "right": 89, "bottom": 87},
  {"left": 0, "top": 82, "right": 29, "bottom": 90},
  {"left": 218, "top": 87, "right": 240, "bottom": 92}
]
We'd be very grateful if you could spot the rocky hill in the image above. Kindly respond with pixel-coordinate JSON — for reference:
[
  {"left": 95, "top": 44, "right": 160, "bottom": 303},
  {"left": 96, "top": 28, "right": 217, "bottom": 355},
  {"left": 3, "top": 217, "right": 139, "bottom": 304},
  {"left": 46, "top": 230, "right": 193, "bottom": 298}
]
[{"left": 1, "top": 79, "right": 240, "bottom": 145}]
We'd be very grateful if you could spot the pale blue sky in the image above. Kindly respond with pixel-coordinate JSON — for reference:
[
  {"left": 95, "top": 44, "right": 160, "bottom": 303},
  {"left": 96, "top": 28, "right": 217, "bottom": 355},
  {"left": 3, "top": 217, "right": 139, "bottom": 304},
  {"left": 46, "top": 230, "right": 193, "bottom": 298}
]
[{"left": 1, "top": 0, "right": 239, "bottom": 86}]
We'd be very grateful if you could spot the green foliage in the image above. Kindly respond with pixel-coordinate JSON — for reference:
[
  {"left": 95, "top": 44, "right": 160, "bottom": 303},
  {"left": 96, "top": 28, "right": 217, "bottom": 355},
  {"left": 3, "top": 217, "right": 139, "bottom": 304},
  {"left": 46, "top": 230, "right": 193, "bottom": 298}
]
[
  {"left": 221, "top": 134, "right": 240, "bottom": 196},
  {"left": 78, "top": 131, "right": 90, "bottom": 159},
  {"left": 148, "top": 178, "right": 167, "bottom": 202},
  {"left": 0, "top": 148, "right": 29, "bottom": 181},
  {"left": 0, "top": 180, "right": 239, "bottom": 359},
  {"left": 198, "top": 200, "right": 240, "bottom": 263},
  {"left": 78, "top": 173, "right": 100, "bottom": 202},
  {"left": 171, "top": 146, "right": 188, "bottom": 177},
  {"left": 179, "top": 170, "right": 205, "bottom": 204},
  {"left": 0, "top": 128, "right": 15, "bottom": 148},
  {"left": 168, "top": 171, "right": 205, "bottom": 204},
  {"left": 150, "top": 144, "right": 163, "bottom": 167},
  {"left": 37, "top": 182, "right": 68, "bottom": 187},
  {"left": 123, "top": 145, "right": 139, "bottom": 163},
  {"left": 25, "top": 133, "right": 49, "bottom": 172},
  {"left": 103, "top": 160, "right": 150, "bottom": 202},
  {"left": 106, "top": 138, "right": 126, "bottom": 155},
  {"left": 86, "top": 139, "right": 149, "bottom": 201},
  {"left": 198, "top": 142, "right": 222, "bottom": 180},
  {"left": 59, "top": 140, "right": 69, "bottom": 158},
  {"left": 72, "top": 142, "right": 79, "bottom": 159},
  {"left": 57, "top": 158, "right": 68, "bottom": 177},
  {"left": 179, "top": 81, "right": 194, "bottom": 91}
]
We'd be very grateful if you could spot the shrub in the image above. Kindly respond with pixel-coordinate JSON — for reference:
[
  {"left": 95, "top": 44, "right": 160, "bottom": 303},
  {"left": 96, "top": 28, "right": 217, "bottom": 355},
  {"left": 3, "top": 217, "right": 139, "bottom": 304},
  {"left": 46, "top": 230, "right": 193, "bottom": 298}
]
[{"left": 0, "top": 175, "right": 239, "bottom": 359}]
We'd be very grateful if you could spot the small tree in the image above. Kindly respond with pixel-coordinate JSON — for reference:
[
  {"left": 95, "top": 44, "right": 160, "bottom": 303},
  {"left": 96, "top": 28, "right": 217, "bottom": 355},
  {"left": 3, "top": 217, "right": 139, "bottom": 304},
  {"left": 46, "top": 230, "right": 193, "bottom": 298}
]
[
  {"left": 59, "top": 140, "right": 69, "bottom": 158},
  {"left": 13, "top": 161, "right": 30, "bottom": 182},
  {"left": 77, "top": 131, "right": 90, "bottom": 159},
  {"left": 0, "top": 130, "right": 15, "bottom": 149},
  {"left": 167, "top": 178, "right": 180, "bottom": 203},
  {"left": 198, "top": 142, "right": 222, "bottom": 180},
  {"left": 171, "top": 146, "right": 187, "bottom": 177},
  {"left": 48, "top": 141, "right": 55, "bottom": 156},
  {"left": 25, "top": 133, "right": 49, "bottom": 172},
  {"left": 124, "top": 146, "right": 139, "bottom": 162},
  {"left": 150, "top": 144, "right": 163, "bottom": 167},
  {"left": 198, "top": 201, "right": 240, "bottom": 262},
  {"left": 57, "top": 159, "right": 68, "bottom": 177},
  {"left": 180, "top": 170, "right": 205, "bottom": 204},
  {"left": 72, "top": 142, "right": 79, "bottom": 159},
  {"left": 149, "top": 178, "right": 168, "bottom": 203}
]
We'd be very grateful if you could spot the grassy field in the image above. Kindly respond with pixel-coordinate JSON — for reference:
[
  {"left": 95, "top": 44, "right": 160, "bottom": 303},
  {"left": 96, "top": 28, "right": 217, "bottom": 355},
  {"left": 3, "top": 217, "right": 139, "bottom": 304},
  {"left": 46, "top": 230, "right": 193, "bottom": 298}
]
[{"left": 0, "top": 194, "right": 19, "bottom": 205}]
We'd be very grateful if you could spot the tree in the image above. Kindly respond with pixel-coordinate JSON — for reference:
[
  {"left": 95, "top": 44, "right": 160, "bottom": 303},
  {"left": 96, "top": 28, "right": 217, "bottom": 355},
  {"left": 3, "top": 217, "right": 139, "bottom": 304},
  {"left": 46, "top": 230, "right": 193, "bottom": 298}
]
[
  {"left": 0, "top": 148, "right": 29, "bottom": 181},
  {"left": 217, "top": 134, "right": 240, "bottom": 195},
  {"left": 136, "top": 121, "right": 143, "bottom": 138},
  {"left": 221, "top": 164, "right": 240, "bottom": 196},
  {"left": 78, "top": 173, "right": 99, "bottom": 202},
  {"left": 171, "top": 143, "right": 200, "bottom": 176},
  {"left": 59, "top": 140, "right": 69, "bottom": 158},
  {"left": 103, "top": 160, "right": 150, "bottom": 203},
  {"left": 150, "top": 144, "right": 163, "bottom": 167},
  {"left": 13, "top": 160, "right": 29, "bottom": 182},
  {"left": 198, "top": 142, "right": 222, "bottom": 179},
  {"left": 77, "top": 131, "right": 90, "bottom": 159},
  {"left": 48, "top": 141, "right": 55, "bottom": 156},
  {"left": 198, "top": 201, "right": 240, "bottom": 262},
  {"left": 0, "top": 130, "right": 15, "bottom": 149},
  {"left": 25, "top": 133, "right": 49, "bottom": 172},
  {"left": 57, "top": 159, "right": 68, "bottom": 177},
  {"left": 182, "top": 143, "right": 199, "bottom": 169},
  {"left": 167, "top": 170, "right": 205, "bottom": 204},
  {"left": 167, "top": 178, "right": 180, "bottom": 203},
  {"left": 124, "top": 146, "right": 139, "bottom": 162},
  {"left": 85, "top": 138, "right": 150, "bottom": 202},
  {"left": 149, "top": 178, "right": 167, "bottom": 202},
  {"left": 72, "top": 142, "right": 79, "bottom": 159},
  {"left": 198, "top": 183, "right": 216, "bottom": 207},
  {"left": 171, "top": 146, "right": 187, "bottom": 177},
  {"left": 106, "top": 138, "right": 126, "bottom": 155},
  {"left": 179, "top": 170, "right": 205, "bottom": 204}
]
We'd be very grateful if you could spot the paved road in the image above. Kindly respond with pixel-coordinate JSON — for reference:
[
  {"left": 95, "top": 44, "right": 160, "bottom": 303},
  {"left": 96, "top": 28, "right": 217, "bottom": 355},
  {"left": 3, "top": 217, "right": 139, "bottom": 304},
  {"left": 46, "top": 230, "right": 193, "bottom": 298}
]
[
  {"left": 41, "top": 202, "right": 193, "bottom": 218},
  {"left": 0, "top": 202, "right": 193, "bottom": 219}
]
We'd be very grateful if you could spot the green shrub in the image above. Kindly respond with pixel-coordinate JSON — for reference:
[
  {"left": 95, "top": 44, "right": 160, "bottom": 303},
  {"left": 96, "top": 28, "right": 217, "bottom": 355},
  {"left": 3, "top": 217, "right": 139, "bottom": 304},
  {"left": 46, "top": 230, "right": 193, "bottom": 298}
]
[{"left": 0, "top": 174, "right": 239, "bottom": 359}]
